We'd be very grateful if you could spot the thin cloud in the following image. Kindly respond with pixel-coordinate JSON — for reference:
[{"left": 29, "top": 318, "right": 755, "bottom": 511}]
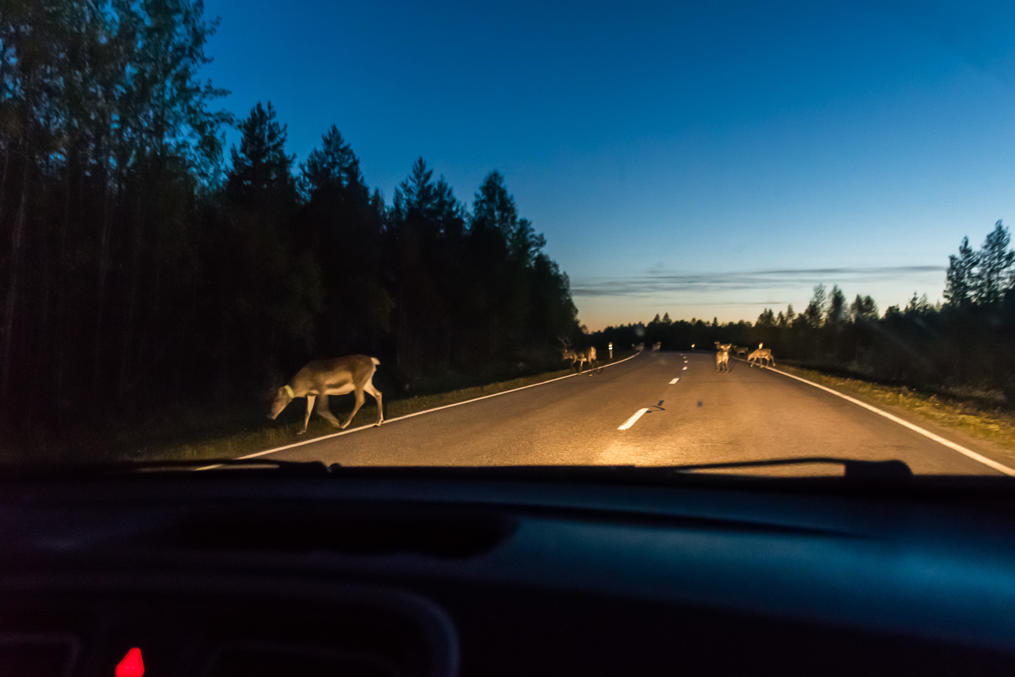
[{"left": 571, "top": 265, "right": 944, "bottom": 298}]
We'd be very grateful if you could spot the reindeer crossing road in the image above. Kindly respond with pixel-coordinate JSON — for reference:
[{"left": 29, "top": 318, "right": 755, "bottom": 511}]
[
  {"left": 257, "top": 350, "right": 1006, "bottom": 477},
  {"left": 270, "top": 355, "right": 384, "bottom": 434}
]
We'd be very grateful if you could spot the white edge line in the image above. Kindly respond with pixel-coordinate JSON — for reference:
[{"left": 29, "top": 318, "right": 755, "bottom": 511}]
[
  {"left": 194, "top": 350, "right": 644, "bottom": 471},
  {"left": 756, "top": 363, "right": 1015, "bottom": 477},
  {"left": 617, "top": 408, "right": 650, "bottom": 431},
  {"left": 669, "top": 378, "right": 680, "bottom": 384}
]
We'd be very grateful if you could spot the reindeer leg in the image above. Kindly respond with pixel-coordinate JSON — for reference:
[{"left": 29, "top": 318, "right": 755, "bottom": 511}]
[
  {"left": 299, "top": 394, "right": 317, "bottom": 434},
  {"left": 341, "top": 388, "right": 366, "bottom": 429},
  {"left": 316, "top": 394, "right": 342, "bottom": 428},
  {"left": 365, "top": 382, "right": 384, "bottom": 426}
]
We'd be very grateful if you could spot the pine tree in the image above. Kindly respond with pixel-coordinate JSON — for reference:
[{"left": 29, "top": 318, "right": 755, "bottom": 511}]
[
  {"left": 974, "top": 220, "right": 1014, "bottom": 305},
  {"left": 850, "top": 294, "right": 878, "bottom": 321},
  {"left": 826, "top": 285, "right": 847, "bottom": 325},
  {"left": 471, "top": 171, "right": 518, "bottom": 236},
  {"left": 227, "top": 102, "right": 295, "bottom": 205},
  {"left": 301, "top": 125, "right": 389, "bottom": 352},
  {"left": 944, "top": 236, "right": 978, "bottom": 308},
  {"left": 802, "top": 284, "right": 826, "bottom": 327},
  {"left": 220, "top": 101, "right": 318, "bottom": 388}
]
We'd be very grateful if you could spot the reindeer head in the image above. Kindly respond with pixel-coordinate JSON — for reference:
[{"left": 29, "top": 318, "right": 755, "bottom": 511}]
[
  {"left": 559, "top": 337, "right": 576, "bottom": 361},
  {"left": 269, "top": 384, "right": 295, "bottom": 420}
]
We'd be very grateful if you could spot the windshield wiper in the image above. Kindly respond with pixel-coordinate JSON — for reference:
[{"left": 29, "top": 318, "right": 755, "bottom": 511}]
[
  {"left": 190, "top": 456, "right": 910, "bottom": 479},
  {"left": 172, "top": 457, "right": 343, "bottom": 474},
  {"left": 0, "top": 457, "right": 342, "bottom": 477},
  {"left": 656, "top": 457, "right": 913, "bottom": 480},
  {"left": 0, "top": 456, "right": 912, "bottom": 481}
]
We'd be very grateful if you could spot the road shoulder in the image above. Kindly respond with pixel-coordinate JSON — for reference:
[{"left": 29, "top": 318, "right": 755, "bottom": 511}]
[{"left": 765, "top": 363, "right": 1015, "bottom": 473}]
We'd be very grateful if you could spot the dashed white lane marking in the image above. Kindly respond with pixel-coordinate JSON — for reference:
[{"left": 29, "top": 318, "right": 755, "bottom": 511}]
[
  {"left": 682, "top": 366, "right": 688, "bottom": 371},
  {"left": 669, "top": 377, "right": 680, "bottom": 384},
  {"left": 195, "top": 349, "right": 646, "bottom": 470},
  {"left": 763, "top": 365, "right": 1015, "bottom": 477},
  {"left": 618, "top": 408, "right": 650, "bottom": 431}
]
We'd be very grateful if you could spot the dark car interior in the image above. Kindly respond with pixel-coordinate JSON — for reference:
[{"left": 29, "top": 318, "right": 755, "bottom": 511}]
[{"left": 3, "top": 463, "right": 1015, "bottom": 676}]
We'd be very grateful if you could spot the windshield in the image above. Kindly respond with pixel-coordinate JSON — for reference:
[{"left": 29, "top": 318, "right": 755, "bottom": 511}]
[{"left": 1, "top": 1, "right": 1013, "bottom": 477}]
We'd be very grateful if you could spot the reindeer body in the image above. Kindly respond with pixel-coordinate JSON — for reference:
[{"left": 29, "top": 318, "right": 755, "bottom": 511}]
[
  {"left": 575, "top": 346, "right": 597, "bottom": 371},
  {"left": 747, "top": 348, "right": 775, "bottom": 368},
  {"left": 715, "top": 348, "right": 730, "bottom": 373},
  {"left": 561, "top": 339, "right": 598, "bottom": 372},
  {"left": 270, "top": 355, "right": 383, "bottom": 434}
]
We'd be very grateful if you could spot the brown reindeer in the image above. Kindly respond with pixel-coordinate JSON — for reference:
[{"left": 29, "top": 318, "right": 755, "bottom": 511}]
[{"left": 269, "top": 355, "right": 384, "bottom": 434}]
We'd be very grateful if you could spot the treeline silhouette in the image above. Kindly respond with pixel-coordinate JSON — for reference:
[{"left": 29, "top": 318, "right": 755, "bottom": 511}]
[
  {"left": 0, "top": 1, "right": 579, "bottom": 449},
  {"left": 597, "top": 222, "right": 1015, "bottom": 406}
]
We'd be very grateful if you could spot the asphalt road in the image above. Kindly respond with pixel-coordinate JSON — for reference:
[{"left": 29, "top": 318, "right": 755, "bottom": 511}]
[{"left": 265, "top": 351, "right": 1005, "bottom": 475}]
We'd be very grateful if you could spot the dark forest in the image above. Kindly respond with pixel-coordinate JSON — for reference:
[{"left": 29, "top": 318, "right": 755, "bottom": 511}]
[{"left": 0, "top": 0, "right": 580, "bottom": 449}]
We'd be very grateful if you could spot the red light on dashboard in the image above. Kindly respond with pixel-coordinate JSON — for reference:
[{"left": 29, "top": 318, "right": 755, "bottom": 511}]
[{"left": 115, "top": 647, "right": 144, "bottom": 677}]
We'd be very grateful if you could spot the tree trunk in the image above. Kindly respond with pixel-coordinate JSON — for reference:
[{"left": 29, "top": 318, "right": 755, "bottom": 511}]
[
  {"left": 136, "top": 159, "right": 165, "bottom": 408},
  {"left": 55, "top": 145, "right": 75, "bottom": 430},
  {"left": 0, "top": 143, "right": 9, "bottom": 225},
  {"left": 0, "top": 41, "right": 9, "bottom": 219},
  {"left": 118, "top": 191, "right": 144, "bottom": 405},
  {"left": 1, "top": 124, "right": 32, "bottom": 402},
  {"left": 92, "top": 133, "right": 112, "bottom": 399}
]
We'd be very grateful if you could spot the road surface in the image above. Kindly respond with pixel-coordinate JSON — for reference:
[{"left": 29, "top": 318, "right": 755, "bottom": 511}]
[{"left": 263, "top": 351, "right": 1008, "bottom": 475}]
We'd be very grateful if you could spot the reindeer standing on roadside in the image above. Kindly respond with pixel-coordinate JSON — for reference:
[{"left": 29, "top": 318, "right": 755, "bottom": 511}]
[
  {"left": 747, "top": 348, "right": 775, "bottom": 368},
  {"left": 561, "top": 338, "right": 598, "bottom": 373},
  {"left": 577, "top": 345, "right": 598, "bottom": 372},
  {"left": 561, "top": 338, "right": 588, "bottom": 371},
  {"left": 715, "top": 347, "right": 730, "bottom": 373},
  {"left": 561, "top": 338, "right": 579, "bottom": 369},
  {"left": 269, "top": 355, "right": 384, "bottom": 434}
]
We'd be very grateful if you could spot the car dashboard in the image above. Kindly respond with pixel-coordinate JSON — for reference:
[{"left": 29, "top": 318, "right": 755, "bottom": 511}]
[{"left": 2, "top": 468, "right": 1015, "bottom": 676}]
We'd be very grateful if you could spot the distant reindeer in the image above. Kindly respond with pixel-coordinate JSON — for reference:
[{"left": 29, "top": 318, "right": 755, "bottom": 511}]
[
  {"left": 269, "top": 355, "right": 384, "bottom": 434},
  {"left": 574, "top": 345, "right": 598, "bottom": 372},
  {"left": 734, "top": 345, "right": 749, "bottom": 358},
  {"left": 560, "top": 338, "right": 579, "bottom": 368},
  {"left": 747, "top": 348, "right": 775, "bottom": 368},
  {"left": 715, "top": 348, "right": 730, "bottom": 373},
  {"left": 652, "top": 341, "right": 662, "bottom": 352},
  {"left": 560, "top": 338, "right": 586, "bottom": 370},
  {"left": 561, "top": 338, "right": 598, "bottom": 373}
]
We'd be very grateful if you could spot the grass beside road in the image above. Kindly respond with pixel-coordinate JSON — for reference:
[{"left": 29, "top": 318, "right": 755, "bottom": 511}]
[
  {"left": 775, "top": 363, "right": 1015, "bottom": 454},
  {"left": 114, "top": 351, "right": 635, "bottom": 464}
]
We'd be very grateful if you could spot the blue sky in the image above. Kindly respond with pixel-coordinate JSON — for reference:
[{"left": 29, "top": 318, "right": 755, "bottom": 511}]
[{"left": 202, "top": 0, "right": 1015, "bottom": 329}]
